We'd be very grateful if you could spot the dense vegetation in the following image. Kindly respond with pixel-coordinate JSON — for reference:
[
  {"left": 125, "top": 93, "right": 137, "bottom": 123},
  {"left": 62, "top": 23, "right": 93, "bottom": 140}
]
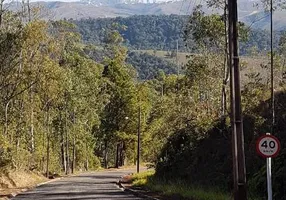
[
  {"left": 72, "top": 15, "right": 280, "bottom": 55},
  {"left": 72, "top": 15, "right": 187, "bottom": 51},
  {"left": 82, "top": 47, "right": 178, "bottom": 80},
  {"left": 126, "top": 51, "right": 177, "bottom": 79},
  {"left": 0, "top": 9, "right": 147, "bottom": 175},
  {"left": 1, "top": 2, "right": 286, "bottom": 200}
]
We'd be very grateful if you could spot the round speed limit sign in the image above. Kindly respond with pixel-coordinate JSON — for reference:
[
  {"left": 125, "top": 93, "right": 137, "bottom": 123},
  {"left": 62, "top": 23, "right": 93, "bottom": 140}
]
[{"left": 256, "top": 134, "right": 281, "bottom": 158}]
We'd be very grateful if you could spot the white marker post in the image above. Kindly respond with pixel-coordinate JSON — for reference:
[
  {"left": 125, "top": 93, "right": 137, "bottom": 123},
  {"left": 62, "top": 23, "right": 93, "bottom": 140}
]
[{"left": 256, "top": 133, "right": 280, "bottom": 200}]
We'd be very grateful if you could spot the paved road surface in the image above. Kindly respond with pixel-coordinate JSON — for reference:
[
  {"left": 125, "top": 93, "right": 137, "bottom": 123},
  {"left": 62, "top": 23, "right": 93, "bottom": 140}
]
[{"left": 12, "top": 169, "right": 144, "bottom": 200}]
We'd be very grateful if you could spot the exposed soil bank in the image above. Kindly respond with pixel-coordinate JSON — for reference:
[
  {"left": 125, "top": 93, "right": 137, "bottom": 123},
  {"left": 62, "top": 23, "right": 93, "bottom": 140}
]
[{"left": 0, "top": 170, "right": 47, "bottom": 198}]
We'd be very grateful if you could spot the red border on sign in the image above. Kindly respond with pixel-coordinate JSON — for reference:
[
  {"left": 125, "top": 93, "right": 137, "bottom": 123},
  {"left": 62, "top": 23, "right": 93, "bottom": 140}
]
[{"left": 256, "top": 135, "right": 281, "bottom": 158}]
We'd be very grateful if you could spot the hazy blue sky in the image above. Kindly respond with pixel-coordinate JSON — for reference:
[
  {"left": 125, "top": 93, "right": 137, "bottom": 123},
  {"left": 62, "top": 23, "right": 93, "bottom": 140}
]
[{"left": 5, "top": 0, "right": 80, "bottom": 2}]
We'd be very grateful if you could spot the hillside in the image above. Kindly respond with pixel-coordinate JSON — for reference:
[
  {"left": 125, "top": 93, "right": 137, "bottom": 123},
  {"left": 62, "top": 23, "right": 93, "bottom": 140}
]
[
  {"left": 72, "top": 15, "right": 188, "bottom": 51},
  {"left": 72, "top": 15, "right": 281, "bottom": 55},
  {"left": 6, "top": 1, "right": 206, "bottom": 19},
  {"left": 5, "top": 1, "right": 286, "bottom": 29}
]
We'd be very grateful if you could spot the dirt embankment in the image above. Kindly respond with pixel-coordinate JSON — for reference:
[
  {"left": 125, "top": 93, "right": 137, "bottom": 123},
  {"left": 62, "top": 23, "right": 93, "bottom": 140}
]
[{"left": 0, "top": 171, "right": 47, "bottom": 199}]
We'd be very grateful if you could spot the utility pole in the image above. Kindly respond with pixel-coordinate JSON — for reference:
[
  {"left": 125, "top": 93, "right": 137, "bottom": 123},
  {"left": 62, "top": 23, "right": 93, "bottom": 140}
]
[
  {"left": 268, "top": 0, "right": 274, "bottom": 199},
  {"left": 176, "top": 40, "right": 179, "bottom": 76},
  {"left": 227, "top": 0, "right": 247, "bottom": 199},
  {"left": 137, "top": 106, "right": 141, "bottom": 173},
  {"left": 270, "top": 0, "right": 274, "bottom": 135}
]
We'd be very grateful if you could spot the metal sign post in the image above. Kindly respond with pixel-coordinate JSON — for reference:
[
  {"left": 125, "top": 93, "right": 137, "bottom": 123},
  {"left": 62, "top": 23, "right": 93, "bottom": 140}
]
[
  {"left": 267, "top": 156, "right": 272, "bottom": 200},
  {"left": 266, "top": 133, "right": 272, "bottom": 200}
]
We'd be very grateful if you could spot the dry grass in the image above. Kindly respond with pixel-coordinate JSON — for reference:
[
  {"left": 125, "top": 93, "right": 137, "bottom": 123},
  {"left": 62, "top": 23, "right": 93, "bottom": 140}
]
[
  {"left": 0, "top": 171, "right": 47, "bottom": 198},
  {"left": 136, "top": 50, "right": 268, "bottom": 83},
  {"left": 135, "top": 49, "right": 191, "bottom": 65}
]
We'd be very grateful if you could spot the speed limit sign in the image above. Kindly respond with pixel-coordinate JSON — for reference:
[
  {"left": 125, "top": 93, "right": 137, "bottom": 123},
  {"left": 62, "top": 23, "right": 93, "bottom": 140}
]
[{"left": 256, "top": 134, "right": 281, "bottom": 158}]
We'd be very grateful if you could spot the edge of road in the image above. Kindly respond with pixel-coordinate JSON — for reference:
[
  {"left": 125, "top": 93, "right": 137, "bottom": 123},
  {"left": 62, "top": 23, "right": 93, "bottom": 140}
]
[
  {"left": 3, "top": 168, "right": 149, "bottom": 199},
  {"left": 5, "top": 176, "right": 64, "bottom": 199},
  {"left": 116, "top": 179, "right": 160, "bottom": 200},
  {"left": 5, "top": 170, "right": 90, "bottom": 199}
]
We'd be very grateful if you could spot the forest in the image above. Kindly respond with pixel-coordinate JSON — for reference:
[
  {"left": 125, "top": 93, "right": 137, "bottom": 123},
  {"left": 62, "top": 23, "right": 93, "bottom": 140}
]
[
  {"left": 72, "top": 15, "right": 281, "bottom": 55},
  {"left": 0, "top": 2, "right": 286, "bottom": 200}
]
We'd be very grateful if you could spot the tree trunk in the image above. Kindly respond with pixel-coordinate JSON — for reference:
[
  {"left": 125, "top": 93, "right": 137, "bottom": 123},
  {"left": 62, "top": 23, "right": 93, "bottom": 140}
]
[
  {"left": 72, "top": 136, "right": 75, "bottom": 174},
  {"left": 221, "top": 1, "right": 229, "bottom": 116},
  {"left": 119, "top": 142, "right": 125, "bottom": 167},
  {"left": 46, "top": 109, "right": 50, "bottom": 178},
  {"left": 21, "top": 0, "right": 26, "bottom": 21},
  {"left": 65, "top": 109, "right": 69, "bottom": 175},
  {"left": 0, "top": 0, "right": 4, "bottom": 27},
  {"left": 46, "top": 134, "right": 50, "bottom": 178},
  {"left": 59, "top": 109, "right": 66, "bottom": 172},
  {"left": 85, "top": 140, "right": 89, "bottom": 171},
  {"left": 104, "top": 141, "right": 108, "bottom": 169},
  {"left": 27, "top": 0, "right": 31, "bottom": 22},
  {"left": 15, "top": 98, "right": 24, "bottom": 162},
  {"left": 4, "top": 100, "right": 11, "bottom": 138},
  {"left": 115, "top": 143, "right": 120, "bottom": 168},
  {"left": 30, "top": 88, "right": 35, "bottom": 153},
  {"left": 61, "top": 140, "right": 66, "bottom": 172},
  {"left": 71, "top": 112, "right": 76, "bottom": 174}
]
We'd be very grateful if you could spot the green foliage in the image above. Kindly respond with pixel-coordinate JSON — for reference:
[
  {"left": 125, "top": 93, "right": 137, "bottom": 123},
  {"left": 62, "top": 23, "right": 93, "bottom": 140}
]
[
  {"left": 131, "top": 170, "right": 155, "bottom": 186},
  {"left": 131, "top": 171, "right": 231, "bottom": 200},
  {"left": 0, "top": 10, "right": 106, "bottom": 174},
  {"left": 72, "top": 14, "right": 282, "bottom": 57},
  {"left": 0, "top": 148, "right": 12, "bottom": 172},
  {"left": 184, "top": 6, "right": 248, "bottom": 53},
  {"left": 72, "top": 15, "right": 187, "bottom": 51},
  {"left": 156, "top": 118, "right": 231, "bottom": 186},
  {"left": 126, "top": 51, "right": 177, "bottom": 80},
  {"left": 2, "top": 6, "right": 286, "bottom": 200}
]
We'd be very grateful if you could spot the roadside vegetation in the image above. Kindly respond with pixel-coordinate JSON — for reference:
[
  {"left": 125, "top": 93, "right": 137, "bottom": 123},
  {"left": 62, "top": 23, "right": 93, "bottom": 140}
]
[
  {"left": 0, "top": 1, "right": 286, "bottom": 200},
  {"left": 131, "top": 171, "right": 230, "bottom": 200}
]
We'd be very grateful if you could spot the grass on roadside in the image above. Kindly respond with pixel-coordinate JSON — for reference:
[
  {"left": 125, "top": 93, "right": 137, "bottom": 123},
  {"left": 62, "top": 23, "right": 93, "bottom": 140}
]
[{"left": 131, "top": 170, "right": 231, "bottom": 200}]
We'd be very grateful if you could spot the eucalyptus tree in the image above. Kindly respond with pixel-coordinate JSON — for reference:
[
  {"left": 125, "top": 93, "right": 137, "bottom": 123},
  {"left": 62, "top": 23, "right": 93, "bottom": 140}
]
[{"left": 0, "top": 13, "right": 106, "bottom": 173}]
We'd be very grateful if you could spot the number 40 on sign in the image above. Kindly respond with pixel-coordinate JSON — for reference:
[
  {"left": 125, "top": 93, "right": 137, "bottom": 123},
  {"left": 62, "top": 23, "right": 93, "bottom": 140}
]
[{"left": 256, "top": 135, "right": 281, "bottom": 158}]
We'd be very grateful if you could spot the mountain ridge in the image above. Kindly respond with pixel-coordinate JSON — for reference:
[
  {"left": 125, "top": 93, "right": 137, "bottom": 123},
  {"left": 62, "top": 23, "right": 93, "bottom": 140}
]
[{"left": 5, "top": 0, "right": 286, "bottom": 30}]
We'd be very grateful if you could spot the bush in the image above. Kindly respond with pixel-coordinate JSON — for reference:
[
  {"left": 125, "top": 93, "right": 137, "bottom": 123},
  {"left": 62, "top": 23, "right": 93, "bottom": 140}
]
[
  {"left": 0, "top": 147, "right": 11, "bottom": 173},
  {"left": 155, "top": 91, "right": 286, "bottom": 199},
  {"left": 156, "top": 118, "right": 232, "bottom": 188}
]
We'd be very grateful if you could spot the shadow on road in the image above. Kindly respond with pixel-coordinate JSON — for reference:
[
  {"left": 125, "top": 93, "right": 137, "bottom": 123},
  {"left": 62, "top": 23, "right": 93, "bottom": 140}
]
[{"left": 12, "top": 169, "right": 144, "bottom": 200}]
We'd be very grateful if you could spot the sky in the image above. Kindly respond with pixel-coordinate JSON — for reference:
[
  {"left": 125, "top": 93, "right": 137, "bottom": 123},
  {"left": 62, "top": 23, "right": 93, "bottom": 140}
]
[{"left": 7, "top": 0, "right": 183, "bottom": 2}]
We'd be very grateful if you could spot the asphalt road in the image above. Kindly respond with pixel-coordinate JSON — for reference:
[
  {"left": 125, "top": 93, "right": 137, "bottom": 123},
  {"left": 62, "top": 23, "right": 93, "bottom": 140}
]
[{"left": 12, "top": 169, "right": 144, "bottom": 200}]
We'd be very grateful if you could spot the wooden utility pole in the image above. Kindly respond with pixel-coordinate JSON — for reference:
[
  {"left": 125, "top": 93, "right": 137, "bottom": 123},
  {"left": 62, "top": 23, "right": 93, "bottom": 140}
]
[
  {"left": 176, "top": 40, "right": 179, "bottom": 76},
  {"left": 228, "top": 1, "right": 237, "bottom": 197},
  {"left": 227, "top": 0, "right": 247, "bottom": 199},
  {"left": 268, "top": 0, "right": 274, "bottom": 199},
  {"left": 270, "top": 0, "right": 274, "bottom": 134}
]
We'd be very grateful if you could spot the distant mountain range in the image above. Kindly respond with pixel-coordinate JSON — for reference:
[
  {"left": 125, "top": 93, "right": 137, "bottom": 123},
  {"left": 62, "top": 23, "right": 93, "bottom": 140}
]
[
  {"left": 5, "top": 0, "right": 286, "bottom": 30},
  {"left": 78, "top": 0, "right": 181, "bottom": 5}
]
